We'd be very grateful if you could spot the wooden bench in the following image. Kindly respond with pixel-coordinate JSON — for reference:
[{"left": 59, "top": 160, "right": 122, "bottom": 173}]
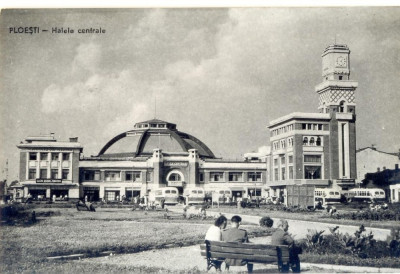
[{"left": 200, "top": 240, "right": 299, "bottom": 273}]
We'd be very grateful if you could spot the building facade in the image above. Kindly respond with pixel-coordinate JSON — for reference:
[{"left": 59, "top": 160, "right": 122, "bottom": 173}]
[
  {"left": 17, "top": 120, "right": 267, "bottom": 202},
  {"left": 357, "top": 146, "right": 400, "bottom": 181},
  {"left": 16, "top": 134, "right": 82, "bottom": 200},
  {"left": 266, "top": 44, "right": 358, "bottom": 197}
]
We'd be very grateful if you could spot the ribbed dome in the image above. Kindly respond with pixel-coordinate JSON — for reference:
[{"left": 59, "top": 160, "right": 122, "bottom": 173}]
[{"left": 98, "top": 119, "right": 215, "bottom": 159}]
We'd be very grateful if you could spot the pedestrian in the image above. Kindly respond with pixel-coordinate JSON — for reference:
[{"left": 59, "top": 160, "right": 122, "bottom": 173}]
[
  {"left": 221, "top": 215, "right": 250, "bottom": 269},
  {"left": 160, "top": 197, "right": 165, "bottom": 209}
]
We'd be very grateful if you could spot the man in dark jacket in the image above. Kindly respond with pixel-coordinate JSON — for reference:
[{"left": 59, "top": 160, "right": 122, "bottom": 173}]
[
  {"left": 271, "top": 219, "right": 301, "bottom": 273},
  {"left": 221, "top": 215, "right": 250, "bottom": 269}
]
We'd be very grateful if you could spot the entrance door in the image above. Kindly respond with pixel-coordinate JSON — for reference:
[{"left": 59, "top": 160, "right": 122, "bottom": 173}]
[
  {"left": 83, "top": 188, "right": 100, "bottom": 201},
  {"left": 126, "top": 190, "right": 140, "bottom": 201}
]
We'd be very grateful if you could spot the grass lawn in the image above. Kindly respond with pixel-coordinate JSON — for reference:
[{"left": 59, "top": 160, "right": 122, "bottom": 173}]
[{"left": 0, "top": 206, "right": 267, "bottom": 273}]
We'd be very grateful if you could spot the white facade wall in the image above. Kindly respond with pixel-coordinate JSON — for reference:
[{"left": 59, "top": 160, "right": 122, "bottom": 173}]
[
  {"left": 357, "top": 148, "right": 399, "bottom": 180},
  {"left": 389, "top": 184, "right": 400, "bottom": 203}
]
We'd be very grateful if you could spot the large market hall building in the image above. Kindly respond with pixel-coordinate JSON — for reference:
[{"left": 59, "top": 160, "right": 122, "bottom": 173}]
[
  {"left": 15, "top": 43, "right": 360, "bottom": 202},
  {"left": 16, "top": 119, "right": 267, "bottom": 201}
]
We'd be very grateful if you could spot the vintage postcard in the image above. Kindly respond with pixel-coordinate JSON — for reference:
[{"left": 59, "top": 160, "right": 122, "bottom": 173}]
[{"left": 1, "top": 7, "right": 399, "bottom": 273}]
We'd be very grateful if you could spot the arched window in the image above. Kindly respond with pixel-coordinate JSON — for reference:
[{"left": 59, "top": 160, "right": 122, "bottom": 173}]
[
  {"left": 339, "top": 101, "right": 345, "bottom": 113},
  {"left": 309, "top": 137, "right": 315, "bottom": 146},
  {"left": 316, "top": 137, "right": 321, "bottom": 146},
  {"left": 303, "top": 137, "right": 308, "bottom": 146},
  {"left": 169, "top": 173, "right": 181, "bottom": 181}
]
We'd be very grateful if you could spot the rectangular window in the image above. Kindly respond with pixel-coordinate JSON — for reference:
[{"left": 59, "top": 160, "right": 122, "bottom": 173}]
[
  {"left": 274, "top": 158, "right": 278, "bottom": 166},
  {"left": 84, "top": 170, "right": 100, "bottom": 181},
  {"left": 40, "top": 169, "right": 47, "bottom": 178},
  {"left": 289, "top": 166, "right": 294, "bottom": 179},
  {"left": 40, "top": 153, "right": 48, "bottom": 161},
  {"left": 105, "top": 191, "right": 118, "bottom": 201},
  {"left": 147, "top": 171, "right": 153, "bottom": 182},
  {"left": 318, "top": 124, "right": 323, "bottom": 130},
  {"left": 62, "top": 169, "right": 69, "bottom": 180},
  {"left": 229, "top": 172, "right": 243, "bottom": 182},
  {"left": 248, "top": 188, "right": 262, "bottom": 197},
  {"left": 248, "top": 172, "right": 262, "bottom": 182},
  {"left": 51, "top": 153, "right": 59, "bottom": 161},
  {"left": 302, "top": 123, "right": 306, "bottom": 130},
  {"left": 29, "top": 153, "right": 37, "bottom": 161},
  {"left": 126, "top": 171, "right": 141, "bottom": 181},
  {"left": 105, "top": 171, "right": 120, "bottom": 181},
  {"left": 281, "top": 156, "right": 285, "bottom": 165},
  {"left": 62, "top": 153, "right": 70, "bottom": 161},
  {"left": 288, "top": 155, "right": 293, "bottom": 164},
  {"left": 29, "top": 169, "right": 36, "bottom": 179},
  {"left": 281, "top": 167, "right": 286, "bottom": 180},
  {"left": 274, "top": 168, "right": 279, "bottom": 181},
  {"left": 199, "top": 172, "right": 204, "bottom": 182},
  {"left": 210, "top": 172, "right": 224, "bottom": 182},
  {"left": 51, "top": 169, "right": 58, "bottom": 179},
  {"left": 307, "top": 124, "right": 312, "bottom": 130},
  {"left": 304, "top": 166, "right": 321, "bottom": 179},
  {"left": 304, "top": 155, "right": 322, "bottom": 163}
]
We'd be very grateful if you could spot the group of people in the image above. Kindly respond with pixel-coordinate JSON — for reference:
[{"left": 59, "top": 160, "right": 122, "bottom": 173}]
[{"left": 205, "top": 215, "right": 300, "bottom": 272}]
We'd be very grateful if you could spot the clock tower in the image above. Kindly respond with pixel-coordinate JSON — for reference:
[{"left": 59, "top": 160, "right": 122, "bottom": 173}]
[
  {"left": 315, "top": 44, "right": 358, "bottom": 114},
  {"left": 315, "top": 44, "right": 358, "bottom": 182}
]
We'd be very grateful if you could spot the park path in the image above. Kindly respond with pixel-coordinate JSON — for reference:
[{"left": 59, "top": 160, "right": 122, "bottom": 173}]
[{"left": 168, "top": 206, "right": 392, "bottom": 241}]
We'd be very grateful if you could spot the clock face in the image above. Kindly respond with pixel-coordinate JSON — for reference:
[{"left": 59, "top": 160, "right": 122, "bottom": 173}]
[{"left": 336, "top": 56, "right": 347, "bottom": 67}]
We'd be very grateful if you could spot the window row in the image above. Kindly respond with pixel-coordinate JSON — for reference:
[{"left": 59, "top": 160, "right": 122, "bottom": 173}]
[
  {"left": 273, "top": 137, "right": 294, "bottom": 151},
  {"left": 83, "top": 170, "right": 142, "bottom": 182},
  {"left": 136, "top": 123, "right": 167, "bottom": 129},
  {"left": 207, "top": 172, "right": 262, "bottom": 182},
  {"left": 303, "top": 136, "right": 323, "bottom": 146},
  {"left": 273, "top": 165, "right": 322, "bottom": 180},
  {"left": 29, "top": 152, "right": 70, "bottom": 161},
  {"left": 273, "top": 155, "right": 293, "bottom": 167},
  {"left": 302, "top": 123, "right": 324, "bottom": 131},
  {"left": 274, "top": 166, "right": 294, "bottom": 181},
  {"left": 271, "top": 124, "right": 294, "bottom": 136},
  {"left": 29, "top": 168, "right": 69, "bottom": 180}
]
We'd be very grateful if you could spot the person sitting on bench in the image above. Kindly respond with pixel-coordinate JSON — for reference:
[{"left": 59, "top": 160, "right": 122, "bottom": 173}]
[
  {"left": 221, "top": 215, "right": 250, "bottom": 269},
  {"left": 271, "top": 219, "right": 301, "bottom": 273},
  {"left": 205, "top": 215, "right": 227, "bottom": 241}
]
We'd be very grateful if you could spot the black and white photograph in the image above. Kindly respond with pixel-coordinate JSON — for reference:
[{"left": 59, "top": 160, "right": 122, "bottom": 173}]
[{"left": 1, "top": 5, "right": 400, "bottom": 273}]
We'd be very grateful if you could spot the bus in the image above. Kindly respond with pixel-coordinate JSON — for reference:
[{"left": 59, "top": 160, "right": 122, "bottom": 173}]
[
  {"left": 314, "top": 188, "right": 341, "bottom": 206},
  {"left": 183, "top": 187, "right": 206, "bottom": 205},
  {"left": 344, "top": 188, "right": 386, "bottom": 203},
  {"left": 154, "top": 187, "right": 180, "bottom": 205}
]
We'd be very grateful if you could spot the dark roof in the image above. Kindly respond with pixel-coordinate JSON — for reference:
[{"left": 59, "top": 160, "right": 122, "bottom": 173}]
[
  {"left": 356, "top": 146, "right": 398, "bottom": 157},
  {"left": 97, "top": 119, "right": 215, "bottom": 159}
]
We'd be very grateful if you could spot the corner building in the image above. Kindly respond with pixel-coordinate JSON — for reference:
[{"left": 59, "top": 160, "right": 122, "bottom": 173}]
[
  {"left": 16, "top": 134, "right": 82, "bottom": 199},
  {"left": 267, "top": 44, "right": 358, "bottom": 198}
]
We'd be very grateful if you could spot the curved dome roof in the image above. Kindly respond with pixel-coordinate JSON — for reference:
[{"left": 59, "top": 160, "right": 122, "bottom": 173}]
[{"left": 98, "top": 119, "right": 215, "bottom": 159}]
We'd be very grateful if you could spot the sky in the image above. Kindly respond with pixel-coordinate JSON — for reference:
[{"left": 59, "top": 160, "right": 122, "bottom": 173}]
[{"left": 1, "top": 7, "right": 399, "bottom": 181}]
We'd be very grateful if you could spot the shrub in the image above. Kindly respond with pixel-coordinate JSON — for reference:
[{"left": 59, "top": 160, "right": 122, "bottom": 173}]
[
  {"left": 301, "top": 224, "right": 400, "bottom": 260},
  {"left": 259, "top": 216, "right": 274, "bottom": 228}
]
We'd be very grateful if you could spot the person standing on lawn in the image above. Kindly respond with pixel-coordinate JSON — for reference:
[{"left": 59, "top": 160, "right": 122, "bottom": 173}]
[
  {"left": 271, "top": 219, "right": 301, "bottom": 273},
  {"left": 221, "top": 215, "right": 250, "bottom": 270},
  {"left": 205, "top": 215, "right": 227, "bottom": 241}
]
